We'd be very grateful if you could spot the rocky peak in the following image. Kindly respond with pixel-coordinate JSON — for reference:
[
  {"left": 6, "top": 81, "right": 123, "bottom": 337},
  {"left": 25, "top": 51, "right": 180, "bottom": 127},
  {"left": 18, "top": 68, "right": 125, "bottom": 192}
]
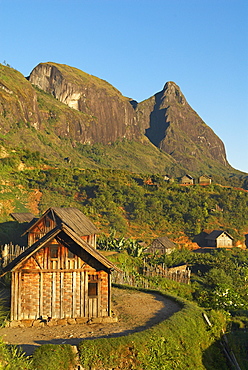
[
  {"left": 28, "top": 62, "right": 140, "bottom": 144},
  {"left": 28, "top": 63, "right": 82, "bottom": 110},
  {"left": 162, "top": 81, "right": 187, "bottom": 106},
  {"left": 137, "top": 80, "right": 229, "bottom": 170}
]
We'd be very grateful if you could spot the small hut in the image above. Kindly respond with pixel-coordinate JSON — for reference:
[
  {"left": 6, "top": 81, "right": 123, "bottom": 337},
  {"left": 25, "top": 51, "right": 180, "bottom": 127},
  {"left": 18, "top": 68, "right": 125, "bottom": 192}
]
[
  {"left": 205, "top": 230, "right": 233, "bottom": 248},
  {"left": 199, "top": 175, "right": 212, "bottom": 185},
  {"left": 146, "top": 236, "right": 176, "bottom": 255},
  {"left": 181, "top": 174, "right": 194, "bottom": 185},
  {"left": 3, "top": 208, "right": 119, "bottom": 322}
]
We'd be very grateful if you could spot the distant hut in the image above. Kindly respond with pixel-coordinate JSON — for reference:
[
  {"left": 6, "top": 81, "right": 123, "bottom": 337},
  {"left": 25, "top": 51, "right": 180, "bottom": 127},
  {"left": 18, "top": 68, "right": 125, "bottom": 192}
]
[
  {"left": 199, "top": 175, "right": 212, "bottom": 185},
  {"left": 146, "top": 236, "right": 176, "bottom": 255},
  {"left": 205, "top": 230, "right": 233, "bottom": 248},
  {"left": 181, "top": 174, "right": 194, "bottom": 185}
]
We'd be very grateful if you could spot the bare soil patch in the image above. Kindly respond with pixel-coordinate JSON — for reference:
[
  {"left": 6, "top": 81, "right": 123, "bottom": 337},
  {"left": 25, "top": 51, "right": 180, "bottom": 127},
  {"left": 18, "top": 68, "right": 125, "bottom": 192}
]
[{"left": 0, "top": 287, "right": 180, "bottom": 356}]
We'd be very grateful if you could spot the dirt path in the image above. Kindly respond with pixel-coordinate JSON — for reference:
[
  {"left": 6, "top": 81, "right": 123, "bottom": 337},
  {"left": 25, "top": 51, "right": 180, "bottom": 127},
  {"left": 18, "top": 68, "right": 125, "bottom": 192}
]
[{"left": 0, "top": 287, "right": 180, "bottom": 356}]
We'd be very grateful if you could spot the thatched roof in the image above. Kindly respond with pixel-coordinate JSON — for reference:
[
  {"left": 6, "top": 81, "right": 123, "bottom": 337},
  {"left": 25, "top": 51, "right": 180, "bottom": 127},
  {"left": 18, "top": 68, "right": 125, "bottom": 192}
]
[
  {"left": 23, "top": 207, "right": 99, "bottom": 237},
  {"left": 2, "top": 223, "right": 120, "bottom": 275},
  {"left": 10, "top": 213, "right": 35, "bottom": 223}
]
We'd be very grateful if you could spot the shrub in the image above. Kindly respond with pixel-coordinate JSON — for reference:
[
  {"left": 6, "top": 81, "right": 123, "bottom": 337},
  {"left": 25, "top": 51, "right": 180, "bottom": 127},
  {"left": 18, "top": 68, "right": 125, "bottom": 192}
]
[
  {"left": 0, "top": 338, "right": 32, "bottom": 369},
  {"left": 31, "top": 344, "right": 77, "bottom": 370}
]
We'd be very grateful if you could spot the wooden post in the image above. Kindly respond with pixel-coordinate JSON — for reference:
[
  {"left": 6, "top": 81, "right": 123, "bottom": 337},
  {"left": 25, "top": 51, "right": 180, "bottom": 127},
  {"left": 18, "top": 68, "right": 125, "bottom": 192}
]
[
  {"left": 98, "top": 278, "right": 101, "bottom": 317},
  {"left": 84, "top": 271, "right": 88, "bottom": 318},
  {"left": 39, "top": 272, "right": 43, "bottom": 318},
  {"left": 108, "top": 273, "right": 112, "bottom": 317},
  {"left": 17, "top": 272, "right": 22, "bottom": 320},
  {"left": 72, "top": 271, "right": 77, "bottom": 317},
  {"left": 60, "top": 272, "right": 64, "bottom": 318},
  {"left": 80, "top": 271, "right": 84, "bottom": 317},
  {"left": 10, "top": 272, "right": 13, "bottom": 321},
  {"left": 52, "top": 272, "right": 56, "bottom": 318}
]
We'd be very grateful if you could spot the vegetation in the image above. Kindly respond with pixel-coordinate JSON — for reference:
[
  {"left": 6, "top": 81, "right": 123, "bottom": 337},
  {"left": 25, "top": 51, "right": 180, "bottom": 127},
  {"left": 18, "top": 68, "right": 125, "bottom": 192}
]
[
  {"left": 5, "top": 167, "right": 247, "bottom": 242},
  {"left": 0, "top": 340, "right": 76, "bottom": 370},
  {"left": 78, "top": 289, "right": 228, "bottom": 370},
  {"left": 31, "top": 344, "right": 77, "bottom": 370},
  {"left": 0, "top": 338, "right": 32, "bottom": 369}
]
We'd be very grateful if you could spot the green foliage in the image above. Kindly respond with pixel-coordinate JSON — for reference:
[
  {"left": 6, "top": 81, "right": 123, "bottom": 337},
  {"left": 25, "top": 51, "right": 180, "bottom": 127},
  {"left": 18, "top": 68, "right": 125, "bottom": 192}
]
[
  {"left": 0, "top": 338, "right": 32, "bottom": 369},
  {"left": 11, "top": 167, "right": 248, "bottom": 240},
  {"left": 187, "top": 249, "right": 248, "bottom": 312},
  {"left": 31, "top": 344, "right": 77, "bottom": 370},
  {"left": 78, "top": 289, "right": 227, "bottom": 369},
  {"left": 98, "top": 232, "right": 145, "bottom": 257}
]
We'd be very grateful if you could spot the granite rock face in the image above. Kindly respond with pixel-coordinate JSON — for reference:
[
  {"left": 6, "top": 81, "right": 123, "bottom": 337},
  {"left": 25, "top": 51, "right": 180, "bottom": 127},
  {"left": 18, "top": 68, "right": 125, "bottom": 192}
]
[
  {"left": 28, "top": 62, "right": 140, "bottom": 145},
  {"left": 136, "top": 81, "right": 228, "bottom": 170},
  {"left": 0, "top": 61, "right": 230, "bottom": 173}
]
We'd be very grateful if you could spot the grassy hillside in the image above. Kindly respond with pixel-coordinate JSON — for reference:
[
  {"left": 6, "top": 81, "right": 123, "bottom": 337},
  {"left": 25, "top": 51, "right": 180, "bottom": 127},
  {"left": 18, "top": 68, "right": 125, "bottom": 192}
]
[{"left": 0, "top": 167, "right": 247, "bottom": 246}]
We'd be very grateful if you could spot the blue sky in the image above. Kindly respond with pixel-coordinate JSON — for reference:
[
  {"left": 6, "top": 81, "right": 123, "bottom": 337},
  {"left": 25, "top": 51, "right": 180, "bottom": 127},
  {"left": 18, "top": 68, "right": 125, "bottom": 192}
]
[{"left": 1, "top": 0, "right": 248, "bottom": 173}]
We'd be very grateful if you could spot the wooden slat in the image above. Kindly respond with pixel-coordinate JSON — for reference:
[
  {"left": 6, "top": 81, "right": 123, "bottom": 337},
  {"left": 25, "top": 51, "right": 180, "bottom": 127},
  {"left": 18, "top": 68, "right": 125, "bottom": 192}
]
[
  {"left": 60, "top": 272, "right": 64, "bottom": 318},
  {"left": 108, "top": 274, "right": 112, "bottom": 317},
  {"left": 72, "top": 271, "right": 77, "bottom": 317},
  {"left": 39, "top": 272, "right": 43, "bottom": 318},
  {"left": 20, "top": 268, "right": 89, "bottom": 273},
  {"left": 14, "top": 272, "right": 18, "bottom": 320},
  {"left": 84, "top": 271, "right": 88, "bottom": 318},
  {"left": 80, "top": 271, "right": 84, "bottom": 317},
  {"left": 44, "top": 248, "right": 48, "bottom": 269},
  {"left": 18, "top": 272, "right": 22, "bottom": 320},
  {"left": 52, "top": 272, "right": 56, "bottom": 318},
  {"left": 90, "top": 298, "right": 98, "bottom": 318},
  {"left": 10, "top": 272, "right": 15, "bottom": 321},
  {"left": 97, "top": 280, "right": 101, "bottom": 317},
  {"left": 88, "top": 298, "right": 92, "bottom": 318}
]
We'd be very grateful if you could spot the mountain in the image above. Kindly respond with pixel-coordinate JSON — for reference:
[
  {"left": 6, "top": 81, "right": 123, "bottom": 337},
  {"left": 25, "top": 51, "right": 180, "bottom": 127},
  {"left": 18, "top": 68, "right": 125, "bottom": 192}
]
[
  {"left": 28, "top": 62, "right": 140, "bottom": 144},
  {"left": 0, "top": 62, "right": 246, "bottom": 182},
  {"left": 137, "top": 82, "right": 228, "bottom": 171}
]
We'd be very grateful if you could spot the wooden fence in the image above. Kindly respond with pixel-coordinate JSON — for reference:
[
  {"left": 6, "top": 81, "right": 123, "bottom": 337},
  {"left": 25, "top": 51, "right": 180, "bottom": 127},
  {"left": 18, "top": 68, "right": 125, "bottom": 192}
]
[
  {"left": 142, "top": 263, "right": 191, "bottom": 284},
  {"left": 0, "top": 243, "right": 26, "bottom": 268},
  {"left": 112, "top": 263, "right": 191, "bottom": 289},
  {"left": 112, "top": 270, "right": 151, "bottom": 289}
]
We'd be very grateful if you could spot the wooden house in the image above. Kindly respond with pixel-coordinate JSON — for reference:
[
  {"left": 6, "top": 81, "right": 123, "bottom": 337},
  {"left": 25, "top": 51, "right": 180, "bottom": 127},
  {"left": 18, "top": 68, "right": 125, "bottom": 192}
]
[
  {"left": 10, "top": 212, "right": 35, "bottom": 223},
  {"left": 205, "top": 230, "right": 233, "bottom": 248},
  {"left": 146, "top": 236, "right": 176, "bottom": 255},
  {"left": 3, "top": 208, "right": 119, "bottom": 322},
  {"left": 181, "top": 174, "right": 194, "bottom": 185},
  {"left": 23, "top": 207, "right": 99, "bottom": 248},
  {"left": 199, "top": 175, "right": 212, "bottom": 185}
]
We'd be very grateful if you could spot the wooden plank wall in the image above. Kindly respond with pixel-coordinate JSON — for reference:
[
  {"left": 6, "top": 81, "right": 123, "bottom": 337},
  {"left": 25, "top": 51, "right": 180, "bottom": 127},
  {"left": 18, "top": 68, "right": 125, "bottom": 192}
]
[{"left": 11, "top": 268, "right": 109, "bottom": 321}]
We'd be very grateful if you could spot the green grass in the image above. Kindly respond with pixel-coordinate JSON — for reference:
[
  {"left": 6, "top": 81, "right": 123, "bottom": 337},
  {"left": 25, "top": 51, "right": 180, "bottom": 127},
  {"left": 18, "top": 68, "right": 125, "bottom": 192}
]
[
  {"left": 31, "top": 344, "right": 77, "bottom": 370},
  {"left": 0, "top": 339, "right": 32, "bottom": 370},
  {"left": 78, "top": 288, "right": 228, "bottom": 370}
]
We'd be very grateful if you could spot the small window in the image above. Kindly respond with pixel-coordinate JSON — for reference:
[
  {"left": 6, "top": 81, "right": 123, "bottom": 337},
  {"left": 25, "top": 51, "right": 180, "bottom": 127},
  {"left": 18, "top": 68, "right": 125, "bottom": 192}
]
[
  {"left": 50, "top": 246, "right": 59, "bottom": 258},
  {"left": 67, "top": 249, "right": 75, "bottom": 259},
  {"left": 88, "top": 282, "right": 98, "bottom": 297}
]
